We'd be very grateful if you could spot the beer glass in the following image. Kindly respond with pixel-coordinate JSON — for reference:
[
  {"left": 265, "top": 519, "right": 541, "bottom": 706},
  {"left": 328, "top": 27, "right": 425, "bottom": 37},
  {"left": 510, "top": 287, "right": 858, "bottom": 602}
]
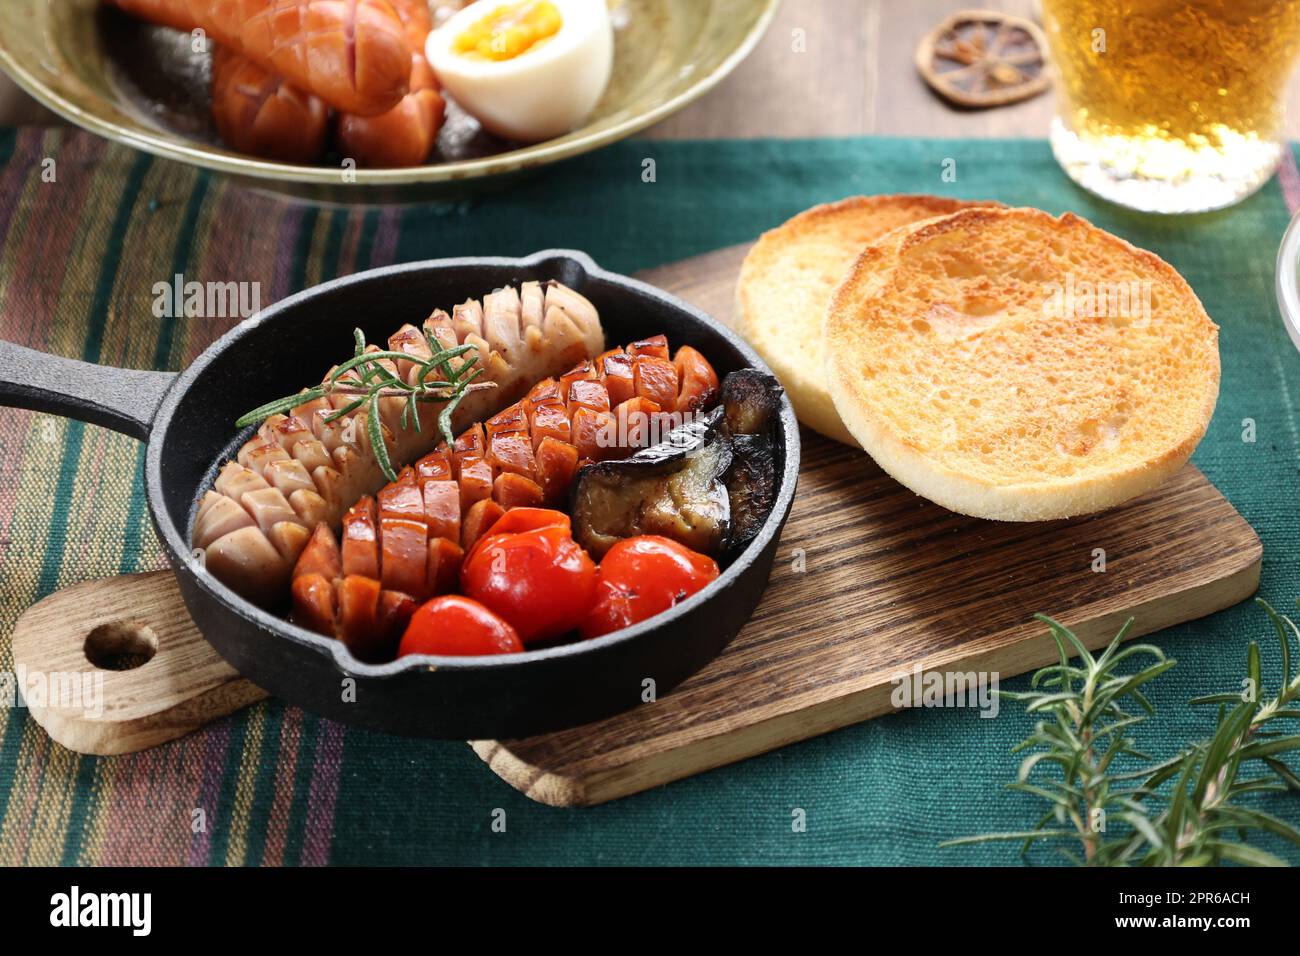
[{"left": 1042, "top": 0, "right": 1300, "bottom": 213}]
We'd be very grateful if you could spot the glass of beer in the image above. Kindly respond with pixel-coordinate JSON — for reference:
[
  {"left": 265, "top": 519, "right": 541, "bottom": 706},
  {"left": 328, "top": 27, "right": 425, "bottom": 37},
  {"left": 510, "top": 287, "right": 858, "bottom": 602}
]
[{"left": 1042, "top": 0, "right": 1300, "bottom": 214}]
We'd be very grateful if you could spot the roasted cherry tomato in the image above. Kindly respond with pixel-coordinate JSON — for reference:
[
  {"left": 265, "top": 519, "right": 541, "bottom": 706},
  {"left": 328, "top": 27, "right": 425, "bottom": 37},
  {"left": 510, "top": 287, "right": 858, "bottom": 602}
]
[
  {"left": 398, "top": 595, "right": 524, "bottom": 657},
  {"left": 580, "top": 535, "right": 720, "bottom": 640},
  {"left": 463, "top": 507, "right": 571, "bottom": 566},
  {"left": 461, "top": 521, "right": 597, "bottom": 644}
]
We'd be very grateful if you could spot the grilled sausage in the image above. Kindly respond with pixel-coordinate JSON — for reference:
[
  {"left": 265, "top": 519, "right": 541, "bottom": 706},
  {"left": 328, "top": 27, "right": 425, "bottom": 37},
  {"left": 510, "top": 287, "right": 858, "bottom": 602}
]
[
  {"left": 289, "top": 335, "right": 721, "bottom": 656},
  {"left": 337, "top": 0, "right": 445, "bottom": 167},
  {"left": 194, "top": 280, "right": 605, "bottom": 607},
  {"left": 210, "top": 45, "right": 330, "bottom": 163},
  {"left": 107, "top": 0, "right": 411, "bottom": 116},
  {"left": 208, "top": 0, "right": 443, "bottom": 166}
]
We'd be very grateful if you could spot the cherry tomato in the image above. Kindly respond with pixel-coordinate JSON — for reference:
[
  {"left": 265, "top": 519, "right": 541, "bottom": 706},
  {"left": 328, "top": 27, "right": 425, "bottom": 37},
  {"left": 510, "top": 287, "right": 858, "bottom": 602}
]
[
  {"left": 398, "top": 595, "right": 523, "bottom": 657},
  {"left": 461, "top": 524, "right": 597, "bottom": 644},
  {"left": 580, "top": 536, "right": 720, "bottom": 640},
  {"left": 463, "top": 507, "right": 570, "bottom": 566}
]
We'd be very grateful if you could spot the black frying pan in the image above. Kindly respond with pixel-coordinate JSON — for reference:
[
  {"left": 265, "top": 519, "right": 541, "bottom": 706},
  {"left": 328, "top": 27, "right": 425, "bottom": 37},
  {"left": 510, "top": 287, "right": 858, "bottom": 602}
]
[{"left": 0, "top": 251, "right": 800, "bottom": 739}]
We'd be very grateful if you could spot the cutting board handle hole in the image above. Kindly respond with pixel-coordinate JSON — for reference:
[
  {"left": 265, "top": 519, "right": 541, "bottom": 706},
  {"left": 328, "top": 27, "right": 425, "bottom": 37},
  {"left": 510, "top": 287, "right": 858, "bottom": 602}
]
[{"left": 83, "top": 621, "right": 159, "bottom": 671}]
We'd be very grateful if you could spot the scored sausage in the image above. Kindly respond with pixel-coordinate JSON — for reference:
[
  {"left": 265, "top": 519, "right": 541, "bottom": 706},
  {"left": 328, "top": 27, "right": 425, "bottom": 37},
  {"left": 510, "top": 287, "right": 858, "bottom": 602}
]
[
  {"left": 210, "top": 46, "right": 330, "bottom": 163},
  {"left": 289, "top": 335, "right": 721, "bottom": 658},
  {"left": 107, "top": 0, "right": 412, "bottom": 116},
  {"left": 337, "top": 0, "right": 445, "bottom": 168},
  {"left": 207, "top": 0, "right": 443, "bottom": 166},
  {"left": 193, "top": 281, "right": 605, "bottom": 608}
]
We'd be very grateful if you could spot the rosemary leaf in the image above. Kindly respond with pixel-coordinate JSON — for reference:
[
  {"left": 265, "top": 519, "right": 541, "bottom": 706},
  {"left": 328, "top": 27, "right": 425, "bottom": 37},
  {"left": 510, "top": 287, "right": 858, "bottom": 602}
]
[
  {"left": 235, "top": 386, "right": 328, "bottom": 429},
  {"left": 323, "top": 397, "right": 366, "bottom": 425},
  {"left": 939, "top": 830, "right": 1076, "bottom": 847},
  {"left": 1212, "top": 842, "right": 1288, "bottom": 867},
  {"left": 1265, "top": 756, "right": 1300, "bottom": 791},
  {"left": 329, "top": 350, "right": 426, "bottom": 382},
  {"left": 1191, "top": 692, "right": 1250, "bottom": 706},
  {"left": 1262, "top": 598, "right": 1294, "bottom": 685},
  {"left": 1119, "top": 811, "right": 1162, "bottom": 849},
  {"left": 367, "top": 391, "right": 394, "bottom": 484},
  {"left": 1237, "top": 734, "right": 1300, "bottom": 761},
  {"left": 437, "top": 365, "right": 484, "bottom": 449},
  {"left": 408, "top": 393, "right": 421, "bottom": 434}
]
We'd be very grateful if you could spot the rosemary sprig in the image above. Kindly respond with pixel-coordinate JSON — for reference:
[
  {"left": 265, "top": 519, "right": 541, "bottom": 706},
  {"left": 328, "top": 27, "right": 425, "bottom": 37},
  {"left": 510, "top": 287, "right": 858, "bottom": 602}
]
[
  {"left": 942, "top": 599, "right": 1300, "bottom": 866},
  {"left": 235, "top": 324, "right": 491, "bottom": 483}
]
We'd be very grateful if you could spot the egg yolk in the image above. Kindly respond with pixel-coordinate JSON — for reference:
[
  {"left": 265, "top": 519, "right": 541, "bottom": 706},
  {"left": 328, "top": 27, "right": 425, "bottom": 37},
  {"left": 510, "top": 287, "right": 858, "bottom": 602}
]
[{"left": 453, "top": 1, "right": 563, "bottom": 61}]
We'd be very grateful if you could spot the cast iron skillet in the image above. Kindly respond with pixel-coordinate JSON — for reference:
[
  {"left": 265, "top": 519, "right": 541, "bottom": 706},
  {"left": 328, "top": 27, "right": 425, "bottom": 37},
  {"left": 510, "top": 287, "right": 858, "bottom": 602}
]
[{"left": 0, "top": 251, "right": 800, "bottom": 739}]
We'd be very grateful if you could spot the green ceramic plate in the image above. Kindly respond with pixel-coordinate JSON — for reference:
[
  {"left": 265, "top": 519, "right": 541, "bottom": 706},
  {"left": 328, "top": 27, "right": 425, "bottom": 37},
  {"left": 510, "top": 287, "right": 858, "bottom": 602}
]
[{"left": 0, "top": 0, "right": 778, "bottom": 202}]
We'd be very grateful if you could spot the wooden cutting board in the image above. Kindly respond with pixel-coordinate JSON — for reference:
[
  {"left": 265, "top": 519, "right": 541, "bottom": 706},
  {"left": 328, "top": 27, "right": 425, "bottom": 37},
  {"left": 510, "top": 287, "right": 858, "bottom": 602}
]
[{"left": 9, "top": 244, "right": 1262, "bottom": 805}]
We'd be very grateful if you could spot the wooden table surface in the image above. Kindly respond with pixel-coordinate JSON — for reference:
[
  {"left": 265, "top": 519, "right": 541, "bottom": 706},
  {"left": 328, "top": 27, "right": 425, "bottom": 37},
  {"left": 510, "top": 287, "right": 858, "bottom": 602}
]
[{"left": 3, "top": 1, "right": 1299, "bottom": 140}]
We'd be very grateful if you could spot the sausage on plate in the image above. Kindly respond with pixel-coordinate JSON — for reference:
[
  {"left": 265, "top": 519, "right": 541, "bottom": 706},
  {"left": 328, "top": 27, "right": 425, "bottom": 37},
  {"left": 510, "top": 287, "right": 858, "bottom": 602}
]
[
  {"left": 207, "top": 0, "right": 444, "bottom": 165},
  {"left": 107, "top": 0, "right": 412, "bottom": 116},
  {"left": 210, "top": 46, "right": 330, "bottom": 163},
  {"left": 337, "top": 0, "right": 446, "bottom": 168}
]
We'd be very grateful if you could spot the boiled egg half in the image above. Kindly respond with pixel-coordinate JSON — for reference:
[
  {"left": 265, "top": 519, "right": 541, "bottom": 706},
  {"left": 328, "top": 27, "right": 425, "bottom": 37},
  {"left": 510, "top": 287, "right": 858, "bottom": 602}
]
[{"left": 426, "top": 0, "right": 614, "bottom": 143}]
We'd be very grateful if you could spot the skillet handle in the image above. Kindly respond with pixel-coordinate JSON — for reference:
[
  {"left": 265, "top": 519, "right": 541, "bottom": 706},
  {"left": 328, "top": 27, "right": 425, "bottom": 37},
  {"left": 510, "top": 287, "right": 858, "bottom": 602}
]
[{"left": 0, "top": 340, "right": 176, "bottom": 441}]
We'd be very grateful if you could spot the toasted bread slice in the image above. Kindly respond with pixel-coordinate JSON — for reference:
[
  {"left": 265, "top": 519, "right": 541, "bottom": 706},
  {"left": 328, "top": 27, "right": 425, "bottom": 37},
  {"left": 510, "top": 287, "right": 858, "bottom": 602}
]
[
  {"left": 825, "top": 207, "right": 1220, "bottom": 521},
  {"left": 736, "top": 195, "right": 1000, "bottom": 445}
]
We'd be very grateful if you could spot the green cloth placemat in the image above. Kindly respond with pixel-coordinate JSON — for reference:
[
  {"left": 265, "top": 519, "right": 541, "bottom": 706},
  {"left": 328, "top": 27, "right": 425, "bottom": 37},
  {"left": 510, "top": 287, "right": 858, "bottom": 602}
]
[{"left": 0, "top": 129, "right": 1297, "bottom": 865}]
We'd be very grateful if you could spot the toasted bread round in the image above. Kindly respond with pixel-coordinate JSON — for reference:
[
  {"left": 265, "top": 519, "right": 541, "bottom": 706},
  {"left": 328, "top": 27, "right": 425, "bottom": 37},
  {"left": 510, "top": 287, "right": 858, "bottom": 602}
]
[
  {"left": 736, "top": 195, "right": 1000, "bottom": 445},
  {"left": 825, "top": 207, "right": 1220, "bottom": 521}
]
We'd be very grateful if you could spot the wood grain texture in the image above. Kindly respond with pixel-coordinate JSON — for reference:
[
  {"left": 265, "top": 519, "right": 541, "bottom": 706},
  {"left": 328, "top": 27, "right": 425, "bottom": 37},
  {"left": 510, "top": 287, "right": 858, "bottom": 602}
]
[
  {"left": 646, "top": 0, "right": 880, "bottom": 139},
  {"left": 10, "top": 571, "right": 267, "bottom": 755}
]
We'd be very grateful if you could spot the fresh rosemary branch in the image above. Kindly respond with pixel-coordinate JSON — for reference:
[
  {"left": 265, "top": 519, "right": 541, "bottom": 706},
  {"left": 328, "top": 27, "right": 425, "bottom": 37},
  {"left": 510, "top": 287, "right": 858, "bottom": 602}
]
[
  {"left": 942, "top": 599, "right": 1300, "bottom": 866},
  {"left": 235, "top": 325, "right": 490, "bottom": 483}
]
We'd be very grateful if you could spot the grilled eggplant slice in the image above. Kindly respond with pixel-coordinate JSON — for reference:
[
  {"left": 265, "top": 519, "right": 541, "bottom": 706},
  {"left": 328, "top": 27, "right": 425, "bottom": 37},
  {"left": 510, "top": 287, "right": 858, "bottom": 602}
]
[
  {"left": 726, "top": 433, "right": 778, "bottom": 553},
  {"left": 571, "top": 407, "right": 733, "bottom": 559},
  {"left": 571, "top": 368, "right": 785, "bottom": 561},
  {"left": 721, "top": 369, "right": 783, "bottom": 553},
  {"left": 721, "top": 368, "right": 782, "bottom": 437}
]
